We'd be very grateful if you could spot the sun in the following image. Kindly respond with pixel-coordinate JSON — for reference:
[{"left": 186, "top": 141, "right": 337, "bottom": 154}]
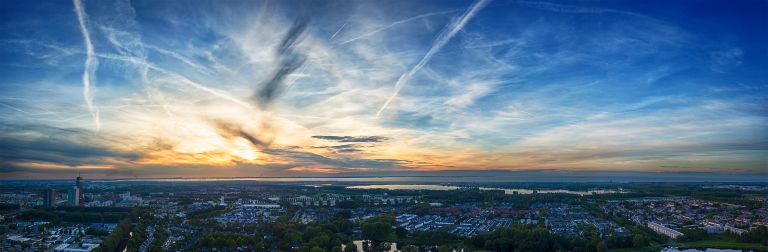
[{"left": 233, "top": 149, "right": 258, "bottom": 161}]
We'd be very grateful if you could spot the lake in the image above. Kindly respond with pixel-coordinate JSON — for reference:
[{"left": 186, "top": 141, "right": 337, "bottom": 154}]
[
  {"left": 346, "top": 184, "right": 462, "bottom": 190},
  {"left": 479, "top": 187, "right": 622, "bottom": 195},
  {"left": 345, "top": 184, "right": 622, "bottom": 195}
]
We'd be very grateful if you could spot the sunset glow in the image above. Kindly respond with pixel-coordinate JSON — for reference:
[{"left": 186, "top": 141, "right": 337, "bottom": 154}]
[{"left": 0, "top": 0, "right": 766, "bottom": 178}]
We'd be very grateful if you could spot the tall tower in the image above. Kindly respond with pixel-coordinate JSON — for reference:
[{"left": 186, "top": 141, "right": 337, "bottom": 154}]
[
  {"left": 67, "top": 187, "right": 80, "bottom": 206},
  {"left": 43, "top": 188, "right": 56, "bottom": 207},
  {"left": 76, "top": 176, "right": 84, "bottom": 205}
]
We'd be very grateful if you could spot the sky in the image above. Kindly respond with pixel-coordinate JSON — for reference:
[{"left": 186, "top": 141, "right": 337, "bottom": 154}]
[{"left": 0, "top": 0, "right": 766, "bottom": 179}]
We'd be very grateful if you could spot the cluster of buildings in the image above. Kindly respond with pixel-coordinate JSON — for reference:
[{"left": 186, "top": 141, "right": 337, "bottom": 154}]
[
  {"left": 0, "top": 177, "right": 143, "bottom": 252},
  {"left": 396, "top": 214, "right": 458, "bottom": 233},
  {"left": 391, "top": 202, "right": 629, "bottom": 239},
  {"left": 2, "top": 222, "right": 111, "bottom": 252},
  {"left": 359, "top": 195, "right": 418, "bottom": 206},
  {"left": 42, "top": 177, "right": 85, "bottom": 208},
  {"left": 647, "top": 222, "right": 684, "bottom": 239},
  {"left": 450, "top": 217, "right": 516, "bottom": 236},
  {"left": 534, "top": 203, "right": 629, "bottom": 238},
  {"left": 391, "top": 203, "right": 627, "bottom": 239},
  {"left": 5, "top": 181, "right": 767, "bottom": 251},
  {"left": 284, "top": 195, "right": 348, "bottom": 207},
  {"left": 0, "top": 177, "right": 88, "bottom": 210},
  {"left": 216, "top": 204, "right": 284, "bottom": 224},
  {"left": 603, "top": 198, "right": 763, "bottom": 239}
]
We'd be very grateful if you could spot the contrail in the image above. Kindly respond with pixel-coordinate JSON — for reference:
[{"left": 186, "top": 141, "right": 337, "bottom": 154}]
[
  {"left": 73, "top": 0, "right": 100, "bottom": 130},
  {"left": 376, "top": 0, "right": 490, "bottom": 117},
  {"left": 340, "top": 10, "right": 455, "bottom": 45},
  {"left": 329, "top": 23, "right": 346, "bottom": 41},
  {"left": 145, "top": 44, "right": 216, "bottom": 76},
  {"left": 94, "top": 52, "right": 254, "bottom": 110},
  {"left": 515, "top": 1, "right": 653, "bottom": 20}
]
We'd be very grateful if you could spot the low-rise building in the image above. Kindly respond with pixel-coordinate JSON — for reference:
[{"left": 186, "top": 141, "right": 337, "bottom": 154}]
[{"left": 647, "top": 222, "right": 684, "bottom": 239}]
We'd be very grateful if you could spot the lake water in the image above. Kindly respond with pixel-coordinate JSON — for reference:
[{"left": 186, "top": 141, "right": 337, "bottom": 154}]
[
  {"left": 346, "top": 184, "right": 462, "bottom": 190},
  {"left": 479, "top": 187, "right": 621, "bottom": 195},
  {"left": 69, "top": 171, "right": 768, "bottom": 183},
  {"left": 344, "top": 184, "right": 621, "bottom": 195}
]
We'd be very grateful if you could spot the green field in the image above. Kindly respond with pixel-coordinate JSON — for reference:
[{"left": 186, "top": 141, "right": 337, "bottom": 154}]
[
  {"left": 674, "top": 240, "right": 768, "bottom": 250},
  {"left": 608, "top": 245, "right": 662, "bottom": 252},
  {"left": 608, "top": 239, "right": 768, "bottom": 252}
]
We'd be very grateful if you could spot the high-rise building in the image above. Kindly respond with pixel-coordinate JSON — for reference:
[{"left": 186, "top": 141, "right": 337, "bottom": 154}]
[
  {"left": 76, "top": 176, "right": 84, "bottom": 205},
  {"left": 0, "top": 224, "right": 8, "bottom": 252},
  {"left": 67, "top": 187, "right": 80, "bottom": 206},
  {"left": 43, "top": 188, "right": 56, "bottom": 207}
]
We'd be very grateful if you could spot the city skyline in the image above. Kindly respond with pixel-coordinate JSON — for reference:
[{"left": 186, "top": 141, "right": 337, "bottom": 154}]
[{"left": 1, "top": 0, "right": 767, "bottom": 179}]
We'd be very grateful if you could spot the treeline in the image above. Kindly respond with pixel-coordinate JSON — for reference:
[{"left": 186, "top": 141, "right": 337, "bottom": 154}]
[
  {"left": 92, "top": 216, "right": 133, "bottom": 252},
  {"left": 194, "top": 232, "right": 259, "bottom": 251},
  {"left": 622, "top": 184, "right": 766, "bottom": 209},
  {"left": 151, "top": 225, "right": 170, "bottom": 251},
  {"left": 216, "top": 210, "right": 358, "bottom": 251},
  {"left": 692, "top": 195, "right": 762, "bottom": 209},
  {"left": 87, "top": 208, "right": 146, "bottom": 252},
  {"left": 739, "top": 225, "right": 768, "bottom": 245},
  {"left": 187, "top": 205, "right": 227, "bottom": 219},
  {"left": 0, "top": 203, "right": 20, "bottom": 211},
  {"left": 468, "top": 226, "right": 590, "bottom": 251},
  {"left": 126, "top": 222, "right": 147, "bottom": 251},
  {"left": 583, "top": 203, "right": 667, "bottom": 245},
  {"left": 421, "top": 188, "right": 586, "bottom": 207},
  {"left": 680, "top": 225, "right": 768, "bottom": 245},
  {"left": 16, "top": 207, "right": 130, "bottom": 224},
  {"left": 56, "top": 206, "right": 133, "bottom": 213}
]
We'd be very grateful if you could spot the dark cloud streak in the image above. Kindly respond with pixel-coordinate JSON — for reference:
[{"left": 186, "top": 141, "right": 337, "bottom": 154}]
[
  {"left": 252, "top": 17, "right": 309, "bottom": 108},
  {"left": 210, "top": 119, "right": 272, "bottom": 149},
  {"left": 312, "top": 135, "right": 388, "bottom": 143},
  {"left": 264, "top": 148, "right": 403, "bottom": 170},
  {"left": 0, "top": 123, "right": 141, "bottom": 173}
]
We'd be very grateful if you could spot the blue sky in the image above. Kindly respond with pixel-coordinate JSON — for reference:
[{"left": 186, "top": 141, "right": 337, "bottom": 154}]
[{"left": 0, "top": 0, "right": 766, "bottom": 178}]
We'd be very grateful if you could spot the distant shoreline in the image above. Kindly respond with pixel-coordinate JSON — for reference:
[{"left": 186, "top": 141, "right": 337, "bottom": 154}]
[{"left": 2, "top": 173, "right": 767, "bottom": 183}]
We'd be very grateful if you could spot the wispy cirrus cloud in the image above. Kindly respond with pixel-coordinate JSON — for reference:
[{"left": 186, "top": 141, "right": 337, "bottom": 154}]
[
  {"left": 376, "top": 0, "right": 490, "bottom": 117},
  {"left": 339, "top": 10, "right": 456, "bottom": 45},
  {"left": 0, "top": 0, "right": 765, "bottom": 178}
]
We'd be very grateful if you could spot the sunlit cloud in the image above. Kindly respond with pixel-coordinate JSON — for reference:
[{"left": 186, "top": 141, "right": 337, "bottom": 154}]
[{"left": 0, "top": 0, "right": 765, "bottom": 178}]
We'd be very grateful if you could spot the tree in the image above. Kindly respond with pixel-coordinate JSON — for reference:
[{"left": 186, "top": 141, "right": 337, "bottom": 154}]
[
  {"left": 596, "top": 241, "right": 608, "bottom": 252},
  {"left": 310, "top": 233, "right": 332, "bottom": 249},
  {"left": 285, "top": 230, "right": 302, "bottom": 243},
  {"left": 401, "top": 245, "right": 418, "bottom": 252},
  {"left": 337, "top": 201, "right": 359, "bottom": 209},
  {"left": 739, "top": 225, "right": 768, "bottom": 244},
  {"left": 680, "top": 228, "right": 708, "bottom": 242},
  {"left": 395, "top": 226, "right": 407, "bottom": 239},
  {"left": 632, "top": 234, "right": 649, "bottom": 248},
  {"left": 362, "top": 221, "right": 394, "bottom": 252},
  {"left": 334, "top": 210, "right": 352, "bottom": 219},
  {"left": 438, "top": 245, "right": 453, "bottom": 252},
  {"left": 334, "top": 219, "right": 354, "bottom": 234},
  {"left": 362, "top": 222, "right": 394, "bottom": 242},
  {"left": 343, "top": 242, "right": 357, "bottom": 252}
]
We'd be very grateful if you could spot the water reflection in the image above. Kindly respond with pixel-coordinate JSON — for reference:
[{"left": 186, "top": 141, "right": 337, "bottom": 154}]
[
  {"left": 347, "top": 184, "right": 461, "bottom": 190},
  {"left": 479, "top": 187, "right": 621, "bottom": 196},
  {"left": 344, "top": 184, "right": 622, "bottom": 195}
]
